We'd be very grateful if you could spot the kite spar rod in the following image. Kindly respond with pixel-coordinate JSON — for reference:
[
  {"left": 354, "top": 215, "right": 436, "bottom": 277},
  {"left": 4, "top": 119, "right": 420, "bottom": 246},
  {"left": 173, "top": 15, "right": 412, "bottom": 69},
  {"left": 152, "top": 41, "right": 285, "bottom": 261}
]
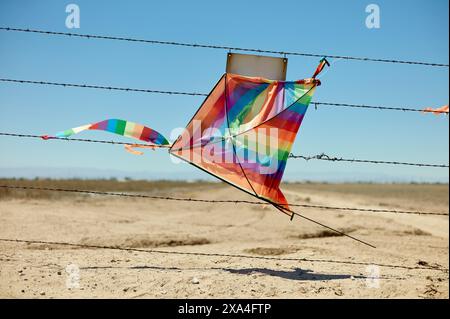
[
  {"left": 272, "top": 204, "right": 376, "bottom": 249},
  {"left": 291, "top": 211, "right": 376, "bottom": 249}
]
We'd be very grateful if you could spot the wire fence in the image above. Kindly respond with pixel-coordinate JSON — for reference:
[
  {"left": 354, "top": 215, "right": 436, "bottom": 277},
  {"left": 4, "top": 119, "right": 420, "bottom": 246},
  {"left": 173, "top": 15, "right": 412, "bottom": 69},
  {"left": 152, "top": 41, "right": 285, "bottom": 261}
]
[
  {"left": 1, "top": 27, "right": 449, "bottom": 67},
  {"left": 0, "top": 132, "right": 152, "bottom": 146},
  {"left": 311, "top": 101, "right": 449, "bottom": 114},
  {"left": 1, "top": 26, "right": 448, "bottom": 275},
  {"left": 1, "top": 77, "right": 449, "bottom": 115},
  {"left": 1, "top": 132, "right": 448, "bottom": 168},
  {"left": 0, "top": 78, "right": 207, "bottom": 96},
  {"left": 288, "top": 153, "right": 450, "bottom": 168},
  {"left": 1, "top": 185, "right": 447, "bottom": 216},
  {"left": 0, "top": 238, "right": 447, "bottom": 273}
]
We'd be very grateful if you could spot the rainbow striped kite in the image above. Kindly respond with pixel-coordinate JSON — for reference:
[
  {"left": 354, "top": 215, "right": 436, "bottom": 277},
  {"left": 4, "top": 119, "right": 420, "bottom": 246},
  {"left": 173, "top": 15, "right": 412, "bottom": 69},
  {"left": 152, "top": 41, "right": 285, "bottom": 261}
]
[
  {"left": 45, "top": 59, "right": 327, "bottom": 218},
  {"left": 169, "top": 73, "right": 323, "bottom": 216}
]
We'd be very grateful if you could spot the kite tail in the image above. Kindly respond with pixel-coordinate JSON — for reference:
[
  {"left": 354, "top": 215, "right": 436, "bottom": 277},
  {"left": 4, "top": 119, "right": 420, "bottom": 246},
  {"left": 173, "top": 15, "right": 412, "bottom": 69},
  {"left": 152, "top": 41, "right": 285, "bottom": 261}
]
[
  {"left": 42, "top": 119, "right": 170, "bottom": 155},
  {"left": 423, "top": 105, "right": 449, "bottom": 115},
  {"left": 124, "top": 144, "right": 164, "bottom": 155}
]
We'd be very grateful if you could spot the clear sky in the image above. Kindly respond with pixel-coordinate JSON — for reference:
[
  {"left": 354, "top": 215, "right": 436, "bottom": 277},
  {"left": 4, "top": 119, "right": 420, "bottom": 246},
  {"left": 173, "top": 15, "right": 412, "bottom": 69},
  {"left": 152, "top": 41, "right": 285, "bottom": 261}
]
[{"left": 0, "top": 0, "right": 448, "bottom": 182}]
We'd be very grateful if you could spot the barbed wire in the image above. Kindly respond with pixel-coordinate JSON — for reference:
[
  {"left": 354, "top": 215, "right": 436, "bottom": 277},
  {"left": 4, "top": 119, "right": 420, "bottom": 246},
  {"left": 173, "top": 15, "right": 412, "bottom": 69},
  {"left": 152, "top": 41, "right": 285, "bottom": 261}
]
[
  {"left": 0, "top": 183, "right": 374, "bottom": 248},
  {"left": 312, "top": 102, "right": 449, "bottom": 114},
  {"left": 1, "top": 132, "right": 448, "bottom": 168},
  {"left": 288, "top": 153, "right": 450, "bottom": 168},
  {"left": 1, "top": 27, "right": 449, "bottom": 67},
  {"left": 0, "top": 185, "right": 447, "bottom": 216},
  {"left": 0, "top": 257, "right": 424, "bottom": 281},
  {"left": 1, "top": 77, "right": 449, "bottom": 115},
  {"left": 0, "top": 78, "right": 207, "bottom": 96},
  {"left": 0, "top": 238, "right": 447, "bottom": 272},
  {"left": 0, "top": 132, "right": 152, "bottom": 146}
]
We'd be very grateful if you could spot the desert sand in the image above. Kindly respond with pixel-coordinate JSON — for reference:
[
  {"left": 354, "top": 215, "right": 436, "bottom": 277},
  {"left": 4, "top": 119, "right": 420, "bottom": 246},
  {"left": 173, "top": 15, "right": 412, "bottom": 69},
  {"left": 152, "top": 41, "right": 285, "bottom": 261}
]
[{"left": 0, "top": 180, "right": 448, "bottom": 298}]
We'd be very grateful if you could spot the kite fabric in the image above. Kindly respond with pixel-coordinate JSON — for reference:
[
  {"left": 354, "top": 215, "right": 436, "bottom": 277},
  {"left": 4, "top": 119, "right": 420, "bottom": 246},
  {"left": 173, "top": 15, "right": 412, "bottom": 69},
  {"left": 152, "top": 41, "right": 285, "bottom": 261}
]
[
  {"left": 170, "top": 60, "right": 328, "bottom": 216},
  {"left": 312, "top": 58, "right": 330, "bottom": 79},
  {"left": 44, "top": 59, "right": 328, "bottom": 218},
  {"left": 124, "top": 144, "right": 165, "bottom": 155},
  {"left": 423, "top": 105, "right": 449, "bottom": 115}
]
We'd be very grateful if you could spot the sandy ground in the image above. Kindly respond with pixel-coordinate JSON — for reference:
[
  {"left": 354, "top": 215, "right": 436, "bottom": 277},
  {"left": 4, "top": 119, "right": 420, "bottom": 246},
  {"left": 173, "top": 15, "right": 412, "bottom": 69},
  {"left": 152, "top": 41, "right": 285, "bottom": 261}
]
[{"left": 0, "top": 182, "right": 448, "bottom": 298}]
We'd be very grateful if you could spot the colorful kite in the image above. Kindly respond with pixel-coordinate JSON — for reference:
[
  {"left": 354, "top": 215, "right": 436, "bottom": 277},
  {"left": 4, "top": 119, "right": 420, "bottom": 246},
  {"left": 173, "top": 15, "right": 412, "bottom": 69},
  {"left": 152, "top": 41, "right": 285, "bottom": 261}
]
[{"left": 43, "top": 59, "right": 328, "bottom": 219}]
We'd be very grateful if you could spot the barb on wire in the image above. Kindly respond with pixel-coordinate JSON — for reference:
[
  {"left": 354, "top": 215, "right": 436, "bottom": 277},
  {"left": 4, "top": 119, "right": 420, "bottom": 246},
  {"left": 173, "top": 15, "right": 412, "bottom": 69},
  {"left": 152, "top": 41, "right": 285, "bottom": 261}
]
[
  {"left": 288, "top": 153, "right": 450, "bottom": 168},
  {"left": 0, "top": 185, "right": 447, "bottom": 216},
  {"left": 1, "top": 77, "right": 448, "bottom": 115},
  {"left": 1, "top": 27, "right": 449, "bottom": 67},
  {"left": 0, "top": 132, "right": 150, "bottom": 147},
  {"left": 1, "top": 132, "right": 448, "bottom": 169},
  {"left": 312, "top": 102, "right": 450, "bottom": 114}
]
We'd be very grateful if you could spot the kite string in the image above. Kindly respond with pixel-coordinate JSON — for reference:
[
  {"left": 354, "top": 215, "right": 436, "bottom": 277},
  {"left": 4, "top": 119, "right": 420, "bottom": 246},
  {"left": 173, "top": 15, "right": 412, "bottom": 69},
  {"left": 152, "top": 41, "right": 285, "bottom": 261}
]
[{"left": 273, "top": 203, "right": 376, "bottom": 248}]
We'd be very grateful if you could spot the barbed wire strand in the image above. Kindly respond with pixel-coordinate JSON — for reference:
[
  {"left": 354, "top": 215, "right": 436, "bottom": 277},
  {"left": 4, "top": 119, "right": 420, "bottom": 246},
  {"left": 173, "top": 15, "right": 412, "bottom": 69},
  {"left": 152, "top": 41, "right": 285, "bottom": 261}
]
[
  {"left": 1, "top": 184, "right": 375, "bottom": 247},
  {"left": 0, "top": 28, "right": 448, "bottom": 270},
  {"left": 1, "top": 27, "right": 449, "bottom": 67},
  {"left": 0, "top": 185, "right": 447, "bottom": 216},
  {"left": 288, "top": 153, "right": 449, "bottom": 168},
  {"left": 1, "top": 78, "right": 449, "bottom": 115},
  {"left": 0, "top": 132, "right": 166, "bottom": 147},
  {"left": 1, "top": 132, "right": 448, "bottom": 168},
  {"left": 312, "top": 102, "right": 449, "bottom": 114},
  {"left": 0, "top": 238, "right": 447, "bottom": 272},
  {"left": 0, "top": 78, "right": 207, "bottom": 96}
]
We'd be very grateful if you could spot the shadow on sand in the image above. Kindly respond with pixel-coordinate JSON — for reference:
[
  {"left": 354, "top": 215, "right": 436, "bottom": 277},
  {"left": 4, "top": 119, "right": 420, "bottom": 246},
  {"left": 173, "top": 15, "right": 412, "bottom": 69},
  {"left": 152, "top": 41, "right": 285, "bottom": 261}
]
[
  {"left": 81, "top": 265, "right": 365, "bottom": 281},
  {"left": 221, "top": 267, "right": 365, "bottom": 281}
]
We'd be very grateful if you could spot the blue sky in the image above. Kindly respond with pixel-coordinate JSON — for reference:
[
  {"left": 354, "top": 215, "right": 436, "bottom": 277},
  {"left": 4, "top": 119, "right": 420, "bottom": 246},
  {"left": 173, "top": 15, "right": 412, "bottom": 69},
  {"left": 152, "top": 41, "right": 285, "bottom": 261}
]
[{"left": 0, "top": 0, "right": 448, "bottom": 182}]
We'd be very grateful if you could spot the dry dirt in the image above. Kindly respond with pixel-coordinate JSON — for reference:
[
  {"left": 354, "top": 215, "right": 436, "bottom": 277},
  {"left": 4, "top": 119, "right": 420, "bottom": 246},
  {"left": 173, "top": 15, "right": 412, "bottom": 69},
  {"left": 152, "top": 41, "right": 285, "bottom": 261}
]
[{"left": 0, "top": 181, "right": 448, "bottom": 298}]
